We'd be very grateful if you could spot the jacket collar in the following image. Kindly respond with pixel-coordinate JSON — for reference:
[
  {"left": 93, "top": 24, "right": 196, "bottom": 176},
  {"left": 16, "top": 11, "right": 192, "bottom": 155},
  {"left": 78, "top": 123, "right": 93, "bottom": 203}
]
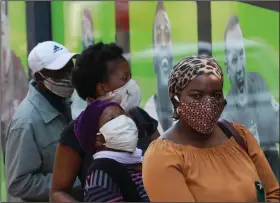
[{"left": 27, "top": 81, "right": 60, "bottom": 123}]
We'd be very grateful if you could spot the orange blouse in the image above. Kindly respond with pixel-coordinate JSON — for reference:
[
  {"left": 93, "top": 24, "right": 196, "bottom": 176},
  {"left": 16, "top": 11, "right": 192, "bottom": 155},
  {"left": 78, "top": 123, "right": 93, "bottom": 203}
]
[{"left": 143, "top": 122, "right": 279, "bottom": 202}]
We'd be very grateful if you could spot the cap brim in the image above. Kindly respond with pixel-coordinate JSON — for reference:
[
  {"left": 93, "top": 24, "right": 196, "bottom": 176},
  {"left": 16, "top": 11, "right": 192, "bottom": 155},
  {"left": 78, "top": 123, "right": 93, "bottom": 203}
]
[{"left": 45, "top": 52, "right": 78, "bottom": 71}]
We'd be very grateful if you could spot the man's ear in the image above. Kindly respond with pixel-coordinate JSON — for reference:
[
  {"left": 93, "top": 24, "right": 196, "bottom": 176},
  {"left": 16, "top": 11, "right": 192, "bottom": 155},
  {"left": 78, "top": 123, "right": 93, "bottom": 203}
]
[{"left": 34, "top": 72, "right": 44, "bottom": 83}]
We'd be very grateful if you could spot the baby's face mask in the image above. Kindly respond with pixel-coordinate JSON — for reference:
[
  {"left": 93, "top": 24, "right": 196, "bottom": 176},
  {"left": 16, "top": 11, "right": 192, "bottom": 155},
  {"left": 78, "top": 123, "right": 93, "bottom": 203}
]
[{"left": 97, "top": 115, "right": 139, "bottom": 152}]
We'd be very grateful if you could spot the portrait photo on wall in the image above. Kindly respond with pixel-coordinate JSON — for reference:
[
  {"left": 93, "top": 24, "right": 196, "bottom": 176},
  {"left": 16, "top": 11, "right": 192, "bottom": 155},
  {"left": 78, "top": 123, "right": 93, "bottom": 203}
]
[
  {"left": 82, "top": 7, "right": 94, "bottom": 50},
  {"left": 71, "top": 7, "right": 94, "bottom": 120},
  {"left": 220, "top": 14, "right": 279, "bottom": 181},
  {"left": 144, "top": 1, "right": 174, "bottom": 134}
]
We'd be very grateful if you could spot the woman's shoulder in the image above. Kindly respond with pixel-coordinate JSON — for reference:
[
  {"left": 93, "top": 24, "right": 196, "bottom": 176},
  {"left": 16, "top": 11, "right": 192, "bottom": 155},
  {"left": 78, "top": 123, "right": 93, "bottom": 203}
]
[
  {"left": 129, "top": 107, "right": 157, "bottom": 123},
  {"left": 60, "top": 120, "right": 76, "bottom": 141},
  {"left": 128, "top": 107, "right": 158, "bottom": 134},
  {"left": 60, "top": 120, "right": 84, "bottom": 156},
  {"left": 231, "top": 121, "right": 260, "bottom": 148},
  {"left": 144, "top": 139, "right": 185, "bottom": 164},
  {"left": 231, "top": 121, "right": 252, "bottom": 140}
]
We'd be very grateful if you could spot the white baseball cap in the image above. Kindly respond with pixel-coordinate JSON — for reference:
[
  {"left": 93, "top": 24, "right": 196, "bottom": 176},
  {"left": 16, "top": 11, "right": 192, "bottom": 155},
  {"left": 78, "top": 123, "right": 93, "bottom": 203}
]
[{"left": 28, "top": 41, "right": 77, "bottom": 75}]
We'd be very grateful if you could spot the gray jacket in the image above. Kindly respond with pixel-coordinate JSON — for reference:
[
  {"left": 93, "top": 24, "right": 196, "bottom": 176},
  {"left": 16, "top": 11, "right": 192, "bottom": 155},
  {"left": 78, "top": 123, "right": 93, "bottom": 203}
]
[{"left": 4, "top": 82, "right": 80, "bottom": 202}]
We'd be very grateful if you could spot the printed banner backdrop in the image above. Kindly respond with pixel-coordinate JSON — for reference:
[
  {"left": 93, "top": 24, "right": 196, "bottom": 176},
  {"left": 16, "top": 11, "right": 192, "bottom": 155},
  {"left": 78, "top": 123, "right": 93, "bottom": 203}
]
[
  {"left": 51, "top": 1, "right": 116, "bottom": 53},
  {"left": 51, "top": 1, "right": 116, "bottom": 119},
  {"left": 212, "top": 1, "right": 279, "bottom": 99},
  {"left": 1, "top": 1, "right": 29, "bottom": 201},
  {"left": 130, "top": 1, "right": 198, "bottom": 133},
  {"left": 212, "top": 1, "right": 279, "bottom": 180}
]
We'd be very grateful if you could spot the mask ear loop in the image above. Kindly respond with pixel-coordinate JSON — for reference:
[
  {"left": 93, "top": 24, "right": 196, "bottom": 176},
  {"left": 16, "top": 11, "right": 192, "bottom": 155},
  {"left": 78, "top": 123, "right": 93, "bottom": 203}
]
[
  {"left": 86, "top": 97, "right": 95, "bottom": 103},
  {"left": 171, "top": 95, "right": 180, "bottom": 119},
  {"left": 175, "top": 96, "right": 180, "bottom": 116},
  {"left": 35, "top": 72, "right": 46, "bottom": 82},
  {"left": 96, "top": 132, "right": 107, "bottom": 147}
]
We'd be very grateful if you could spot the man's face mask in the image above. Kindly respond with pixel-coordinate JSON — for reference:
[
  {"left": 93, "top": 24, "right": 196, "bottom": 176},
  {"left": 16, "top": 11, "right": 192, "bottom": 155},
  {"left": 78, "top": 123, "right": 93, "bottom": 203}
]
[
  {"left": 38, "top": 73, "right": 74, "bottom": 98},
  {"left": 99, "top": 79, "right": 142, "bottom": 111}
]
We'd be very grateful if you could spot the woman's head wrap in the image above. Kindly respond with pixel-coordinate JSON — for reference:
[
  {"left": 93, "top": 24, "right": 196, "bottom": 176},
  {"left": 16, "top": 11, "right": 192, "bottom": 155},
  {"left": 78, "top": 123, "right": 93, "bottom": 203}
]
[
  {"left": 168, "top": 55, "right": 224, "bottom": 118},
  {"left": 74, "top": 100, "right": 122, "bottom": 153},
  {"left": 168, "top": 55, "right": 223, "bottom": 99}
]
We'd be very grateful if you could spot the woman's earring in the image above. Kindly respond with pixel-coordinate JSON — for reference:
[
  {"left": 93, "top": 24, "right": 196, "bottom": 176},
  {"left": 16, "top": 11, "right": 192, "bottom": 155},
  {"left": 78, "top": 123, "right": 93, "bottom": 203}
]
[{"left": 176, "top": 107, "right": 180, "bottom": 115}]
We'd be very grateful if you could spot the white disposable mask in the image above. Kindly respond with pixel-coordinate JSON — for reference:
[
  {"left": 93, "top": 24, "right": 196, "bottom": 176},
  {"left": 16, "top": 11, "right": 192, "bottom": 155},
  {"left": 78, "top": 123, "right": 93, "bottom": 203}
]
[
  {"left": 99, "top": 115, "right": 138, "bottom": 152},
  {"left": 99, "top": 79, "right": 142, "bottom": 111},
  {"left": 39, "top": 73, "right": 74, "bottom": 98}
]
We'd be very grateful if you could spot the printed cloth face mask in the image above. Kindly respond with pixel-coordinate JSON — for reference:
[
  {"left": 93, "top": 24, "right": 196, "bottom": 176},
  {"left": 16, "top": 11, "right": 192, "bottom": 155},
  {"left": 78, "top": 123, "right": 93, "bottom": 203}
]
[
  {"left": 176, "top": 96, "right": 225, "bottom": 134},
  {"left": 39, "top": 73, "right": 74, "bottom": 98}
]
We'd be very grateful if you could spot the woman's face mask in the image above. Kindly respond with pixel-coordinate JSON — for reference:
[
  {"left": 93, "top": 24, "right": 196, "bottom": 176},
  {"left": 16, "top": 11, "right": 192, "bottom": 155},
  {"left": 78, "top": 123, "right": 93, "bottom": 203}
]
[
  {"left": 99, "top": 79, "right": 142, "bottom": 111},
  {"left": 99, "top": 115, "right": 138, "bottom": 152},
  {"left": 176, "top": 96, "right": 225, "bottom": 134},
  {"left": 39, "top": 73, "right": 74, "bottom": 98}
]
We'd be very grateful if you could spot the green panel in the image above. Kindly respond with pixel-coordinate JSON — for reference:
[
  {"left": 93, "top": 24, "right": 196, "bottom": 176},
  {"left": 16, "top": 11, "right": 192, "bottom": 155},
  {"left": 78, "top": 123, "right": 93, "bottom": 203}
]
[
  {"left": 211, "top": 1, "right": 279, "bottom": 100},
  {"left": 51, "top": 1, "right": 115, "bottom": 53},
  {"left": 100, "top": 1, "right": 116, "bottom": 43},
  {"left": 2, "top": 2, "right": 27, "bottom": 201},
  {"left": 51, "top": 1, "right": 65, "bottom": 45},
  {"left": 8, "top": 2, "right": 28, "bottom": 71},
  {"left": 129, "top": 1, "right": 198, "bottom": 106}
]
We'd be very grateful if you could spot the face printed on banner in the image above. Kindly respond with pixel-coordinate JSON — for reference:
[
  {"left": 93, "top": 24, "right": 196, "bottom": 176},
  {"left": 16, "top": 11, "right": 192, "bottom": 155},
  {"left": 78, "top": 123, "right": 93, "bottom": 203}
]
[
  {"left": 153, "top": 1, "right": 172, "bottom": 87},
  {"left": 225, "top": 16, "right": 248, "bottom": 106},
  {"left": 82, "top": 8, "right": 94, "bottom": 50},
  {"left": 153, "top": 1, "right": 174, "bottom": 131}
]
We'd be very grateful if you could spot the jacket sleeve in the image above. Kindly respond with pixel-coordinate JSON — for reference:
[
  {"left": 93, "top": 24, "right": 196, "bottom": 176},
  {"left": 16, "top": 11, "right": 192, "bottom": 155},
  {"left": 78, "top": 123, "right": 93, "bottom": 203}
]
[{"left": 5, "top": 126, "right": 52, "bottom": 201}]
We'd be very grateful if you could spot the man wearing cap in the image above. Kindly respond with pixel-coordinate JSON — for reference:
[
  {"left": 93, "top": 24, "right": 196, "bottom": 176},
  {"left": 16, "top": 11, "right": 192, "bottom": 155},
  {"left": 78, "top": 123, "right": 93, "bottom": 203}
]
[{"left": 4, "top": 41, "right": 79, "bottom": 201}]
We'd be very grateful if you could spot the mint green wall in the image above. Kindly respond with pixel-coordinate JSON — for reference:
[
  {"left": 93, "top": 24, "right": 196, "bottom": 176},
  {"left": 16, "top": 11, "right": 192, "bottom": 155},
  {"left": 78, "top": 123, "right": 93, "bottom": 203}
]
[{"left": 51, "top": 1, "right": 116, "bottom": 54}]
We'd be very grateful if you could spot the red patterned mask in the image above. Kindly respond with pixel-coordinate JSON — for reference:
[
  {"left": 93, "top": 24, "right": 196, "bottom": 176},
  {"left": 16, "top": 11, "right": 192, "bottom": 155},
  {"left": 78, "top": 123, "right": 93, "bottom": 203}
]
[{"left": 177, "top": 97, "right": 225, "bottom": 134}]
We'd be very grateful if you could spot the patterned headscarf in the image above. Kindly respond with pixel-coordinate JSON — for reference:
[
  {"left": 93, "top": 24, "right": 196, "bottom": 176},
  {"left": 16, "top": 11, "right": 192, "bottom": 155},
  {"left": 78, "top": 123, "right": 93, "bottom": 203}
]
[
  {"left": 168, "top": 55, "right": 223, "bottom": 99},
  {"left": 74, "top": 100, "right": 122, "bottom": 153}
]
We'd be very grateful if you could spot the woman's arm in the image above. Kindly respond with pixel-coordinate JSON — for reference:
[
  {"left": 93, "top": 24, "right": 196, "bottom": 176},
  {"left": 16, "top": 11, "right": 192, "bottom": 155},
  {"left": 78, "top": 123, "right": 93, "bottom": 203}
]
[
  {"left": 142, "top": 140, "right": 195, "bottom": 202},
  {"left": 234, "top": 123, "right": 280, "bottom": 202},
  {"left": 50, "top": 144, "right": 83, "bottom": 202}
]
